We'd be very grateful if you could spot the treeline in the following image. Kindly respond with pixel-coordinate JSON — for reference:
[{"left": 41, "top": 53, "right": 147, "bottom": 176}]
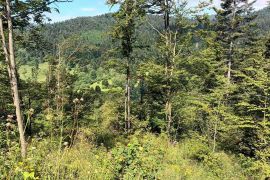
[{"left": 18, "top": 6, "right": 270, "bottom": 65}]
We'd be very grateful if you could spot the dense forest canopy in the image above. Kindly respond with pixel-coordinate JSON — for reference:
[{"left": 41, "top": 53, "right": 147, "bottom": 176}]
[{"left": 1, "top": 0, "right": 270, "bottom": 179}]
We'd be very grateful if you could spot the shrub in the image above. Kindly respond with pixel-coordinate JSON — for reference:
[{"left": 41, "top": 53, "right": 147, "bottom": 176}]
[{"left": 112, "top": 134, "right": 164, "bottom": 179}]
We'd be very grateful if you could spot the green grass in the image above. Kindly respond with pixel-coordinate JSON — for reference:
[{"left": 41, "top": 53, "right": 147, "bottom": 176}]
[
  {"left": 89, "top": 80, "right": 122, "bottom": 93},
  {"left": 19, "top": 62, "right": 49, "bottom": 83},
  {"left": 19, "top": 63, "right": 122, "bottom": 93}
]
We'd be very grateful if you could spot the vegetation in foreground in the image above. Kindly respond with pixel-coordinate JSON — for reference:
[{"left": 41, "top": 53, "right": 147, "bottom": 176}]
[{"left": 1, "top": 132, "right": 257, "bottom": 179}]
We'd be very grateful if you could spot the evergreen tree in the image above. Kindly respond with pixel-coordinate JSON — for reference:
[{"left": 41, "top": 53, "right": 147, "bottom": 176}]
[
  {"left": 265, "top": 36, "right": 270, "bottom": 59},
  {"left": 109, "top": 0, "right": 145, "bottom": 133},
  {"left": 138, "top": 1, "right": 198, "bottom": 137},
  {"left": 214, "top": 0, "right": 256, "bottom": 83},
  {"left": 235, "top": 37, "right": 270, "bottom": 176}
]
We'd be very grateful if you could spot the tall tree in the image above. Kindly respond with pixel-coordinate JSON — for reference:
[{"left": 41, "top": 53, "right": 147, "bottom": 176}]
[
  {"left": 234, "top": 36, "right": 270, "bottom": 176},
  {"left": 109, "top": 0, "right": 145, "bottom": 133},
  {"left": 0, "top": 0, "right": 63, "bottom": 158},
  {"left": 144, "top": 0, "right": 174, "bottom": 134},
  {"left": 144, "top": 0, "right": 197, "bottom": 136},
  {"left": 209, "top": 0, "right": 258, "bottom": 153},
  {"left": 215, "top": 0, "right": 256, "bottom": 83}
]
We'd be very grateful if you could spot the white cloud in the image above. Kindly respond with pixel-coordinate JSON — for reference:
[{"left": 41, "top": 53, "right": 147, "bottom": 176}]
[
  {"left": 188, "top": 0, "right": 268, "bottom": 10},
  {"left": 80, "top": 8, "right": 97, "bottom": 12}
]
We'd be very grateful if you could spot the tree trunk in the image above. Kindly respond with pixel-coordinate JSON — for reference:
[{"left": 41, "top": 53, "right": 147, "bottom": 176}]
[
  {"left": 125, "top": 58, "right": 131, "bottom": 133},
  {"left": 166, "top": 100, "right": 172, "bottom": 134},
  {"left": 0, "top": 16, "right": 11, "bottom": 81},
  {"left": 164, "top": 0, "right": 170, "bottom": 30},
  {"left": 166, "top": 37, "right": 177, "bottom": 137},
  {"left": 139, "top": 76, "right": 144, "bottom": 120},
  {"left": 228, "top": 41, "right": 233, "bottom": 83},
  {"left": 6, "top": 0, "right": 27, "bottom": 158},
  {"left": 163, "top": 1, "right": 173, "bottom": 136}
]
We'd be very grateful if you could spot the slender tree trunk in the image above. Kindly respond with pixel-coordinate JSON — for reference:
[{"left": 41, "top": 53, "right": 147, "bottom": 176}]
[
  {"left": 213, "top": 99, "right": 221, "bottom": 152},
  {"left": 125, "top": 58, "right": 131, "bottom": 133},
  {"left": 164, "top": 0, "right": 170, "bottom": 30},
  {"left": 166, "top": 33, "right": 177, "bottom": 137},
  {"left": 163, "top": 2, "right": 174, "bottom": 136},
  {"left": 139, "top": 76, "right": 144, "bottom": 120},
  {"left": 167, "top": 32, "right": 177, "bottom": 136},
  {"left": 165, "top": 34, "right": 171, "bottom": 135},
  {"left": 6, "top": 0, "right": 27, "bottom": 158},
  {"left": 0, "top": 15, "right": 14, "bottom": 104},
  {"left": 0, "top": 16, "right": 11, "bottom": 81},
  {"left": 166, "top": 100, "right": 172, "bottom": 134}
]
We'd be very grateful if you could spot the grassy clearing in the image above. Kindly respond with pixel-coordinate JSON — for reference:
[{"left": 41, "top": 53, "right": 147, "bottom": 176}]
[{"left": 19, "top": 62, "right": 49, "bottom": 83}]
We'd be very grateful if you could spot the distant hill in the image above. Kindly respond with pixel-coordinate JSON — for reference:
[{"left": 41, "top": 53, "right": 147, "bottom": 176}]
[
  {"left": 19, "top": 7, "right": 270, "bottom": 82},
  {"left": 39, "top": 14, "right": 163, "bottom": 61},
  {"left": 24, "top": 7, "right": 268, "bottom": 66},
  {"left": 255, "top": 7, "right": 270, "bottom": 34},
  {"left": 43, "top": 14, "right": 115, "bottom": 43},
  {"left": 43, "top": 6, "right": 270, "bottom": 42}
]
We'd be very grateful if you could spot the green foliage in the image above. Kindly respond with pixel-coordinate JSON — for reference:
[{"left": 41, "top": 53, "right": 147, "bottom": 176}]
[
  {"left": 112, "top": 134, "right": 164, "bottom": 179},
  {"left": 0, "top": 63, "right": 13, "bottom": 116},
  {"left": 1, "top": 1, "right": 270, "bottom": 179},
  {"left": 110, "top": 133, "right": 248, "bottom": 180},
  {"left": 38, "top": 141, "right": 114, "bottom": 179},
  {"left": 0, "top": 133, "right": 251, "bottom": 179},
  {"left": 19, "top": 62, "right": 49, "bottom": 82}
]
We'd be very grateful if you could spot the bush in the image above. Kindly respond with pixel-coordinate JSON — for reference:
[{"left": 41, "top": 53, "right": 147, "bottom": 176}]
[
  {"left": 112, "top": 133, "right": 164, "bottom": 179},
  {"left": 37, "top": 140, "right": 114, "bottom": 179},
  {"left": 0, "top": 132, "right": 253, "bottom": 179}
]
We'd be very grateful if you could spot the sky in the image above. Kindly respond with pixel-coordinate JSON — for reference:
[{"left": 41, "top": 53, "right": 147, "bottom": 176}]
[
  {"left": 47, "top": 0, "right": 117, "bottom": 22},
  {"left": 48, "top": 0, "right": 269, "bottom": 23}
]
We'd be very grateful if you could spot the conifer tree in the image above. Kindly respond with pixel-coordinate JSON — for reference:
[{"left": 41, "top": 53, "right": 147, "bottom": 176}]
[
  {"left": 139, "top": 1, "right": 197, "bottom": 137},
  {"left": 208, "top": 0, "right": 258, "bottom": 153},
  {"left": 234, "top": 36, "right": 270, "bottom": 176},
  {"left": 215, "top": 0, "right": 256, "bottom": 83},
  {"left": 109, "top": 0, "right": 145, "bottom": 133},
  {"left": 140, "top": 0, "right": 174, "bottom": 135},
  {"left": 265, "top": 37, "right": 270, "bottom": 59}
]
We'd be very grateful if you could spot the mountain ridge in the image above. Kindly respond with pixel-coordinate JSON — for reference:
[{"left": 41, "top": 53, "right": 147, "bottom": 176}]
[{"left": 43, "top": 7, "right": 270, "bottom": 42}]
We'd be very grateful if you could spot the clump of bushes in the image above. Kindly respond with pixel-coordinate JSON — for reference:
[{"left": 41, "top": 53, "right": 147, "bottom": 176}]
[
  {"left": 0, "top": 132, "right": 262, "bottom": 179},
  {"left": 111, "top": 133, "right": 248, "bottom": 179},
  {"left": 111, "top": 134, "right": 165, "bottom": 179}
]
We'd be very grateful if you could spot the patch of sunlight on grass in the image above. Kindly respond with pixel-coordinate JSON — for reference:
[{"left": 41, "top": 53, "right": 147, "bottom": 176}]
[{"left": 19, "top": 62, "right": 49, "bottom": 83}]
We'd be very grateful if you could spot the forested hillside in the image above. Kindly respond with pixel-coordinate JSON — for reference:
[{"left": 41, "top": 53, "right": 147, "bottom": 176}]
[
  {"left": 43, "top": 6, "right": 270, "bottom": 45},
  {"left": 19, "top": 6, "right": 270, "bottom": 66},
  {"left": 1, "top": 0, "right": 270, "bottom": 179},
  {"left": 256, "top": 7, "right": 270, "bottom": 34}
]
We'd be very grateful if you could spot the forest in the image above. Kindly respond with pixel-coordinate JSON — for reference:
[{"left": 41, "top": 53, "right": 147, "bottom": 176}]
[{"left": 0, "top": 0, "right": 270, "bottom": 179}]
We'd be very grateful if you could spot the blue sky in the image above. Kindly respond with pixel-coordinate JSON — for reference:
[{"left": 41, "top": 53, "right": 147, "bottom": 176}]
[
  {"left": 48, "top": 0, "right": 116, "bottom": 22},
  {"left": 48, "top": 0, "right": 269, "bottom": 22}
]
